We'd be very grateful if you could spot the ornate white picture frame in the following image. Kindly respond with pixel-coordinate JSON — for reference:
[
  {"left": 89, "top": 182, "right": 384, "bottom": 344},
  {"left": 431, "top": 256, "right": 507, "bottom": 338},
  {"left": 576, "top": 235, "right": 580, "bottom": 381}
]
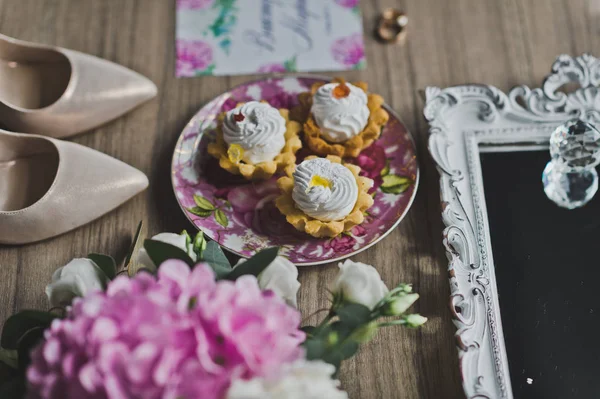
[{"left": 424, "top": 54, "right": 600, "bottom": 399}]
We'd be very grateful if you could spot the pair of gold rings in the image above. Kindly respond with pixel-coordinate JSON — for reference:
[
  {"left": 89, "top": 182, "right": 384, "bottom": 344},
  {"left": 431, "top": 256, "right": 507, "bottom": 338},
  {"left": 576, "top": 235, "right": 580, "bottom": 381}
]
[{"left": 376, "top": 9, "right": 408, "bottom": 44}]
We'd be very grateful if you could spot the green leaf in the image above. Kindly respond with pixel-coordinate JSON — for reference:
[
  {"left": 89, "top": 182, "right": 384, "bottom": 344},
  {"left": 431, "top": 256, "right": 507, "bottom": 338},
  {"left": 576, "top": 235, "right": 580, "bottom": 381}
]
[
  {"left": 193, "top": 231, "right": 207, "bottom": 257},
  {"left": 303, "top": 337, "right": 327, "bottom": 360},
  {"left": 143, "top": 239, "right": 195, "bottom": 269},
  {"left": 323, "top": 340, "right": 359, "bottom": 370},
  {"left": 338, "top": 341, "right": 360, "bottom": 361},
  {"left": 284, "top": 55, "right": 298, "bottom": 72},
  {"left": 380, "top": 183, "right": 411, "bottom": 195},
  {"left": 303, "top": 321, "right": 361, "bottom": 372},
  {"left": 380, "top": 174, "right": 413, "bottom": 195},
  {"left": 321, "top": 321, "right": 360, "bottom": 368},
  {"left": 219, "top": 38, "right": 232, "bottom": 54},
  {"left": 188, "top": 207, "right": 214, "bottom": 217},
  {"left": 380, "top": 160, "right": 390, "bottom": 176},
  {"left": 196, "top": 64, "right": 216, "bottom": 76},
  {"left": 17, "top": 327, "right": 44, "bottom": 372},
  {"left": 214, "top": 209, "right": 229, "bottom": 227},
  {"left": 202, "top": 241, "right": 232, "bottom": 278},
  {"left": 1, "top": 311, "right": 57, "bottom": 350},
  {"left": 87, "top": 253, "right": 117, "bottom": 280},
  {"left": 225, "top": 247, "right": 279, "bottom": 280},
  {"left": 352, "top": 321, "right": 379, "bottom": 343},
  {"left": 303, "top": 323, "right": 358, "bottom": 373},
  {"left": 335, "top": 303, "right": 373, "bottom": 329},
  {"left": 381, "top": 174, "right": 412, "bottom": 188},
  {"left": 194, "top": 195, "right": 216, "bottom": 211},
  {"left": 0, "top": 348, "right": 17, "bottom": 369},
  {"left": 215, "top": 0, "right": 237, "bottom": 9},
  {"left": 124, "top": 221, "right": 144, "bottom": 271},
  {"left": 181, "top": 230, "right": 192, "bottom": 247},
  {"left": 352, "top": 59, "right": 366, "bottom": 70},
  {"left": 301, "top": 325, "right": 317, "bottom": 335}
]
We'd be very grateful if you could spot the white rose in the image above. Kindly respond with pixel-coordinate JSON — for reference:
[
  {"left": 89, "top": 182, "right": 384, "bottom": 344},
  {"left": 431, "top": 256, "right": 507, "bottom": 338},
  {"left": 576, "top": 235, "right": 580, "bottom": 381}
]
[
  {"left": 405, "top": 314, "right": 428, "bottom": 327},
  {"left": 137, "top": 232, "right": 197, "bottom": 271},
  {"left": 236, "top": 256, "right": 300, "bottom": 307},
  {"left": 332, "top": 260, "right": 389, "bottom": 310},
  {"left": 383, "top": 293, "right": 420, "bottom": 316},
  {"left": 226, "top": 359, "right": 348, "bottom": 399},
  {"left": 45, "top": 258, "right": 108, "bottom": 307}
]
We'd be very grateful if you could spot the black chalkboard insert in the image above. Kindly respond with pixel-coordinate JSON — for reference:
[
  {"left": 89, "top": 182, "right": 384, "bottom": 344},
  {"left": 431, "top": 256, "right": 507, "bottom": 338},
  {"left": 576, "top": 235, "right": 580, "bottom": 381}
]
[{"left": 480, "top": 150, "right": 600, "bottom": 399}]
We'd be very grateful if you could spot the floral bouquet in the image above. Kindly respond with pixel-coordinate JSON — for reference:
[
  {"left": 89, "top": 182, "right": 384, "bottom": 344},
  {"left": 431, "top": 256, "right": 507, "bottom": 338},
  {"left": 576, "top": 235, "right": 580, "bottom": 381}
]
[{"left": 0, "top": 224, "right": 426, "bottom": 398}]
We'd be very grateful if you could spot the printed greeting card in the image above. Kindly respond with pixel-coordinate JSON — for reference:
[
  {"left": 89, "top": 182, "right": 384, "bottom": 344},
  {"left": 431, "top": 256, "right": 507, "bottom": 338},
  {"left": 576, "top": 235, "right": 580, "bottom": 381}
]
[{"left": 176, "top": 0, "right": 365, "bottom": 77}]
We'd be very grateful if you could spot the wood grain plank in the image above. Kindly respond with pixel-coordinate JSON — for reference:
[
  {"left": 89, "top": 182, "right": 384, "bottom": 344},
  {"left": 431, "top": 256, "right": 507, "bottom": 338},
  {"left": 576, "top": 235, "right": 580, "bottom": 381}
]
[
  {"left": 371, "top": 0, "right": 467, "bottom": 397},
  {"left": 518, "top": 0, "right": 575, "bottom": 84}
]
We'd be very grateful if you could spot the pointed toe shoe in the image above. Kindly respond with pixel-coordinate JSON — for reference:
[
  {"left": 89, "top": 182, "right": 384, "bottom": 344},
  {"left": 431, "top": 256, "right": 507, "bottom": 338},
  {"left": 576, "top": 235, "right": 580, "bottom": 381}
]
[
  {"left": 0, "top": 130, "right": 148, "bottom": 245},
  {"left": 0, "top": 33, "right": 157, "bottom": 138}
]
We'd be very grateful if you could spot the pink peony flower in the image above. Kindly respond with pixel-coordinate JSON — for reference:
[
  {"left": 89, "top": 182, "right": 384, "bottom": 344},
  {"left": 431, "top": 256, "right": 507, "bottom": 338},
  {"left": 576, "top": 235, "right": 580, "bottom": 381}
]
[
  {"left": 257, "top": 63, "right": 287, "bottom": 73},
  {"left": 177, "top": 0, "right": 213, "bottom": 10},
  {"left": 204, "top": 158, "right": 247, "bottom": 196},
  {"left": 250, "top": 201, "right": 305, "bottom": 242},
  {"left": 177, "top": 39, "right": 214, "bottom": 76},
  {"left": 265, "top": 92, "right": 297, "bottom": 109},
  {"left": 331, "top": 33, "right": 365, "bottom": 67},
  {"left": 325, "top": 234, "right": 357, "bottom": 253},
  {"left": 335, "top": 0, "right": 359, "bottom": 8},
  {"left": 221, "top": 97, "right": 239, "bottom": 112},
  {"left": 351, "top": 225, "right": 367, "bottom": 237},
  {"left": 352, "top": 143, "right": 387, "bottom": 192},
  {"left": 226, "top": 180, "right": 305, "bottom": 242},
  {"left": 27, "top": 262, "right": 305, "bottom": 399},
  {"left": 227, "top": 180, "right": 280, "bottom": 216}
]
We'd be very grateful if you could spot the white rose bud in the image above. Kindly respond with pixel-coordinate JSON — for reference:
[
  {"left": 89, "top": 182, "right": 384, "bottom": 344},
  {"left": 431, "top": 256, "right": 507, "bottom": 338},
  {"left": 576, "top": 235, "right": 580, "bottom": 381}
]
[
  {"left": 137, "top": 232, "right": 197, "bottom": 271},
  {"left": 382, "top": 293, "right": 420, "bottom": 316},
  {"left": 45, "top": 258, "right": 108, "bottom": 307},
  {"left": 237, "top": 256, "right": 300, "bottom": 308},
  {"left": 404, "top": 314, "right": 428, "bottom": 327},
  {"left": 332, "top": 260, "right": 389, "bottom": 310}
]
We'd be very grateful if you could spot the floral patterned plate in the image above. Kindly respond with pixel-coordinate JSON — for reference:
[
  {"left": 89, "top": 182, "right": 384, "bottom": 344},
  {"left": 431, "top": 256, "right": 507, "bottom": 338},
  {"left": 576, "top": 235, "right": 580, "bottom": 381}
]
[{"left": 171, "top": 76, "right": 418, "bottom": 266}]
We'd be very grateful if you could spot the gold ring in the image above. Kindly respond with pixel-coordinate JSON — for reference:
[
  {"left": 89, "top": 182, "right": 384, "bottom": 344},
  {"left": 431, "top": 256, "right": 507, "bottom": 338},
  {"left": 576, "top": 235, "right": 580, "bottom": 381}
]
[{"left": 376, "top": 9, "right": 408, "bottom": 44}]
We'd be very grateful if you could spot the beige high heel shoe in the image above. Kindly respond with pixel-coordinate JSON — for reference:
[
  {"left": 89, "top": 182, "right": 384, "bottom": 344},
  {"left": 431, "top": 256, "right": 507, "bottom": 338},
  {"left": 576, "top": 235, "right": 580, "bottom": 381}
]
[
  {"left": 0, "top": 130, "right": 148, "bottom": 244},
  {"left": 0, "top": 33, "right": 157, "bottom": 138}
]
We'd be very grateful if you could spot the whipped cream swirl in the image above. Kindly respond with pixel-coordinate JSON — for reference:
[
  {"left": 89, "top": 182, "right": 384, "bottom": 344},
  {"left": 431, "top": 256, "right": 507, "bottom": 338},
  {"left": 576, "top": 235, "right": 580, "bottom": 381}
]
[
  {"left": 311, "top": 82, "right": 370, "bottom": 143},
  {"left": 292, "top": 158, "right": 359, "bottom": 221},
  {"left": 222, "top": 101, "right": 286, "bottom": 163}
]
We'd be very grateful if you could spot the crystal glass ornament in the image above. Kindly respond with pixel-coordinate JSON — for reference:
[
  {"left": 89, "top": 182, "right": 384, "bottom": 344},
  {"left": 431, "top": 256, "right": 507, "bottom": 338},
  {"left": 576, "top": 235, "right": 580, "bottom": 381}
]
[{"left": 542, "top": 119, "right": 600, "bottom": 209}]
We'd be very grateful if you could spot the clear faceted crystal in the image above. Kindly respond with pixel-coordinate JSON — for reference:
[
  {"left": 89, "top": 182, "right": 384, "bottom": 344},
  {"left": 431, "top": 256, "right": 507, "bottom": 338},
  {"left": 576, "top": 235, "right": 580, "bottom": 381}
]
[
  {"left": 549, "top": 119, "right": 600, "bottom": 169},
  {"left": 543, "top": 120, "right": 600, "bottom": 209}
]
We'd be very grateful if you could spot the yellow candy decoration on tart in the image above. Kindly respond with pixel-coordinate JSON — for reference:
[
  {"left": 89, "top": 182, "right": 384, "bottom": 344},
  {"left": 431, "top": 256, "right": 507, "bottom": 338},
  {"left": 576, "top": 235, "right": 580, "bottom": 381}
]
[
  {"left": 275, "top": 155, "right": 374, "bottom": 238},
  {"left": 208, "top": 101, "right": 302, "bottom": 180}
]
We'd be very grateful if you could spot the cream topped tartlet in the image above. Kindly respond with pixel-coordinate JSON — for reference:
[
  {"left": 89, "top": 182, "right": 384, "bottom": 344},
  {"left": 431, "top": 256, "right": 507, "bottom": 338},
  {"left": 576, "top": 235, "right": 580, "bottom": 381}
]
[
  {"left": 292, "top": 158, "right": 359, "bottom": 221},
  {"left": 208, "top": 101, "right": 302, "bottom": 180},
  {"left": 276, "top": 156, "right": 374, "bottom": 238},
  {"left": 311, "top": 82, "right": 370, "bottom": 143},
  {"left": 296, "top": 78, "right": 389, "bottom": 158}
]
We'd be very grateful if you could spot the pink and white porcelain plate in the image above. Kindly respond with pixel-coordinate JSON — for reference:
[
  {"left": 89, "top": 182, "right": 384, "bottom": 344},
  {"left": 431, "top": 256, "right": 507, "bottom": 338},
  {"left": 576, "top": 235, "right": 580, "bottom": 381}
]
[{"left": 171, "top": 76, "right": 418, "bottom": 266}]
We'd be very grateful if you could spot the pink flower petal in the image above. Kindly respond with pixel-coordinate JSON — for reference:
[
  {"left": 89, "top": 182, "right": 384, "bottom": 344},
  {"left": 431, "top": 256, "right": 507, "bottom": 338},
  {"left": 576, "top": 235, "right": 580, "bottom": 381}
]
[{"left": 27, "top": 255, "right": 304, "bottom": 399}]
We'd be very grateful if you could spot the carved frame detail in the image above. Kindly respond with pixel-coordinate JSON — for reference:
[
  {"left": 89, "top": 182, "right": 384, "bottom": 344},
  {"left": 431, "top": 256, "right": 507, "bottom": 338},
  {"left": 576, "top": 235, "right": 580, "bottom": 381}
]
[{"left": 424, "top": 54, "right": 600, "bottom": 398}]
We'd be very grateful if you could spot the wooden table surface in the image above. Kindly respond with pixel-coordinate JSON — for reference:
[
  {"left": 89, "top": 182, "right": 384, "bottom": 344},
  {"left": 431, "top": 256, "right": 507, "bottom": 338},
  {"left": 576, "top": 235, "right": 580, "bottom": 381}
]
[{"left": 0, "top": 0, "right": 596, "bottom": 398}]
